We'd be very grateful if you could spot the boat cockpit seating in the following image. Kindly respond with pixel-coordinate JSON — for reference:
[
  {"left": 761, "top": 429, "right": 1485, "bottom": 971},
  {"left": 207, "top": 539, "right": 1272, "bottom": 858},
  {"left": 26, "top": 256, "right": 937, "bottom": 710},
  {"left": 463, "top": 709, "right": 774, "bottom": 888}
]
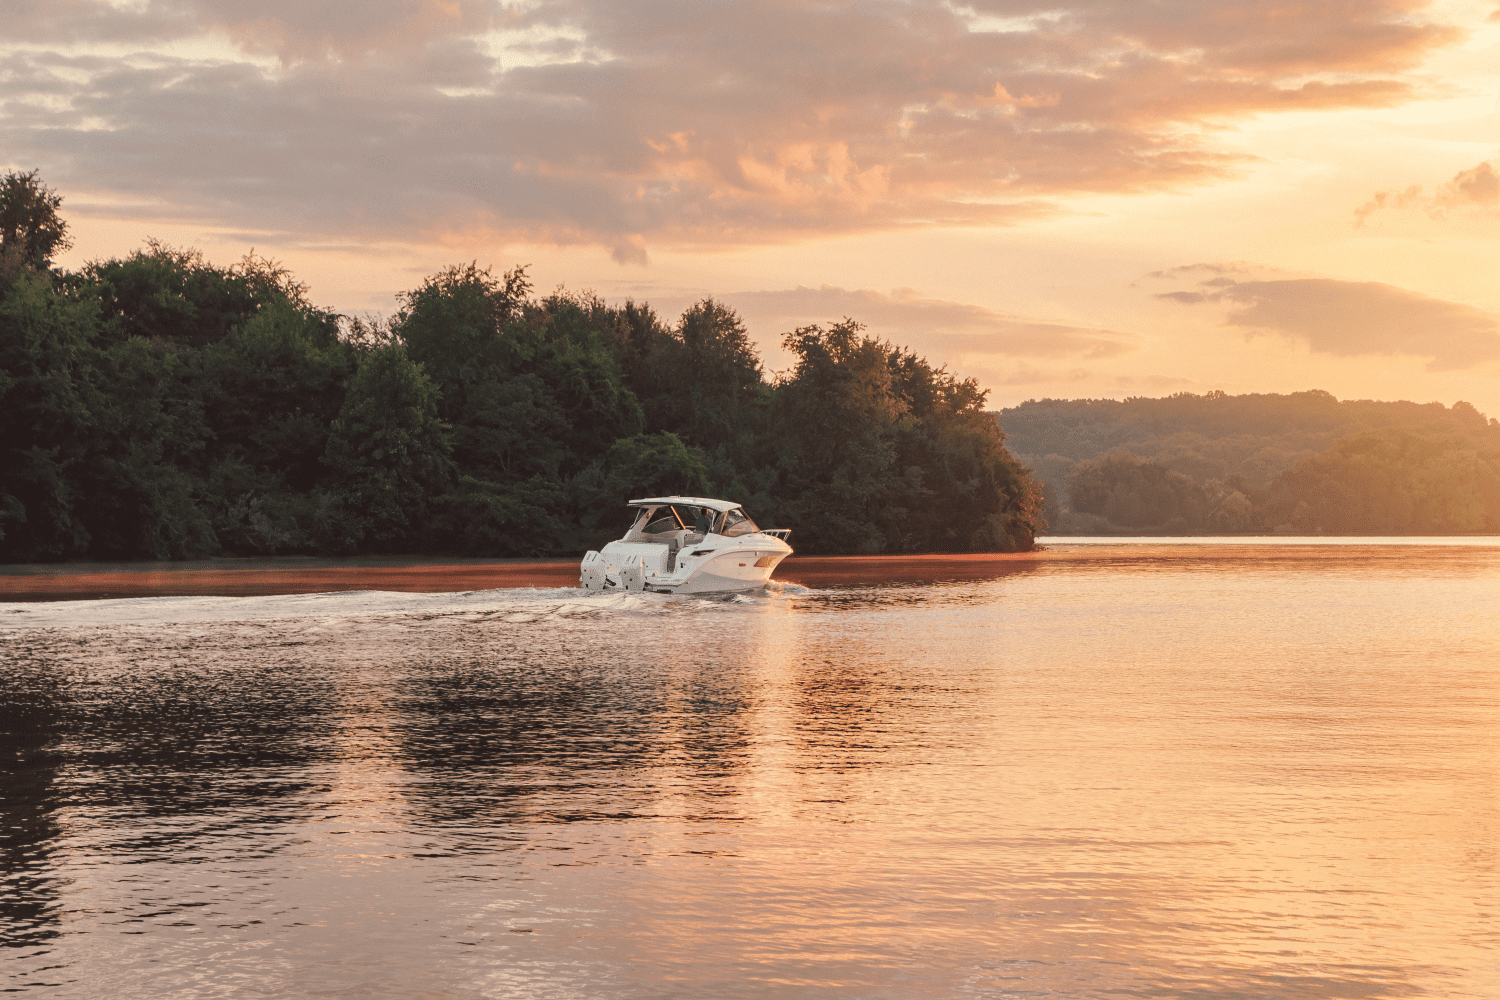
[
  {"left": 627, "top": 503, "right": 765, "bottom": 547},
  {"left": 629, "top": 504, "right": 720, "bottom": 557}
]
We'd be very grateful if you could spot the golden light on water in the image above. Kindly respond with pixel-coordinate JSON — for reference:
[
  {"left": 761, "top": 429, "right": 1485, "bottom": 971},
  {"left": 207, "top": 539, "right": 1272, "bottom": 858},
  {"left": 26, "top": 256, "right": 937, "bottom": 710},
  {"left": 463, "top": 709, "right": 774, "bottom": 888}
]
[{"left": 3, "top": 543, "right": 1498, "bottom": 995}]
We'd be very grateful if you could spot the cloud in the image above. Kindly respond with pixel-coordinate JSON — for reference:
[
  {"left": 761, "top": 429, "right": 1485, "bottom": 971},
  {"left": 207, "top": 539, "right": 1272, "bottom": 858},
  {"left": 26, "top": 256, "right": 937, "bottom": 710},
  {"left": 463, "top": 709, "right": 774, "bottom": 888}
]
[
  {"left": 2, "top": 0, "right": 505, "bottom": 55},
  {"left": 196, "top": 0, "right": 506, "bottom": 60},
  {"left": 1145, "top": 262, "right": 1255, "bottom": 281},
  {"left": 1441, "top": 160, "right": 1500, "bottom": 205},
  {"left": 990, "top": 364, "right": 1095, "bottom": 387},
  {"left": 981, "top": 366, "right": 1189, "bottom": 391},
  {"left": 949, "top": 364, "right": 1196, "bottom": 404},
  {"left": 1111, "top": 373, "right": 1198, "bottom": 392},
  {"left": 1157, "top": 273, "right": 1500, "bottom": 371},
  {"left": 1354, "top": 158, "right": 1500, "bottom": 225},
  {"left": 729, "top": 285, "right": 1138, "bottom": 360},
  {"left": 0, "top": 0, "right": 1465, "bottom": 254}
]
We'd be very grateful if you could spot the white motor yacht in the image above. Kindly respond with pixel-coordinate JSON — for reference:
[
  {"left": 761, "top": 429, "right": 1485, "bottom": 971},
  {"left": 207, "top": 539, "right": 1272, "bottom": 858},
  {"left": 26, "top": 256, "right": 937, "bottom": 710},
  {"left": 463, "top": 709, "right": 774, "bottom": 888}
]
[{"left": 579, "top": 496, "right": 793, "bottom": 594}]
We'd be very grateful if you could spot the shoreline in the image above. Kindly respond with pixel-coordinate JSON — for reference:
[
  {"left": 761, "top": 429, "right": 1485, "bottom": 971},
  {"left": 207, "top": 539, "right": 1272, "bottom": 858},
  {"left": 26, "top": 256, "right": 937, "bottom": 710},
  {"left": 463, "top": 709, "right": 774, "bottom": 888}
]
[
  {"left": 4, "top": 539, "right": 1497, "bottom": 601},
  {"left": 0, "top": 551, "right": 1054, "bottom": 601}
]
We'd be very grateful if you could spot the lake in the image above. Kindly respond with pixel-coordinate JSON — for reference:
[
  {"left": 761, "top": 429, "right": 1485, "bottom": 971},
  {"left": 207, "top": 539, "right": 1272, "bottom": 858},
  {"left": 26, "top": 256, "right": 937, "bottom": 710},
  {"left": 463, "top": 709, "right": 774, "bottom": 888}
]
[{"left": 3, "top": 540, "right": 1497, "bottom": 998}]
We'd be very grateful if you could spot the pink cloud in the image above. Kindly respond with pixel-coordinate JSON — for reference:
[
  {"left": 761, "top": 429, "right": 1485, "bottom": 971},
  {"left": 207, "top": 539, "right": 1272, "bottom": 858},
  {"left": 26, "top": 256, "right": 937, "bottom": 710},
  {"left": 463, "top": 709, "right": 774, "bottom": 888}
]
[
  {"left": 0, "top": 1, "right": 1468, "bottom": 253},
  {"left": 1158, "top": 272, "right": 1500, "bottom": 372},
  {"left": 728, "top": 285, "right": 1138, "bottom": 360},
  {"left": 1355, "top": 159, "right": 1500, "bottom": 225}
]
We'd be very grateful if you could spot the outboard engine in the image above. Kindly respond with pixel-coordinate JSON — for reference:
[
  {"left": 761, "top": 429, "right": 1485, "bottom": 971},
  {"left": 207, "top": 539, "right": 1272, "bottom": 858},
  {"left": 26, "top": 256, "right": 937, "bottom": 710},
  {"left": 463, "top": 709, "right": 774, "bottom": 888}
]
[
  {"left": 580, "top": 551, "right": 605, "bottom": 590},
  {"left": 619, "top": 556, "right": 647, "bottom": 593}
]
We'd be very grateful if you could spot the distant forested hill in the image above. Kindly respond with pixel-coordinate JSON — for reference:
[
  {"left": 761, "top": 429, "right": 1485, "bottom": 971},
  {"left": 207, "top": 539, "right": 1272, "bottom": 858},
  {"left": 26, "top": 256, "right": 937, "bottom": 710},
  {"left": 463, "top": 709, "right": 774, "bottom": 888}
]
[
  {"left": 998, "top": 392, "right": 1500, "bottom": 535},
  {"left": 1, "top": 173, "right": 1042, "bottom": 562}
]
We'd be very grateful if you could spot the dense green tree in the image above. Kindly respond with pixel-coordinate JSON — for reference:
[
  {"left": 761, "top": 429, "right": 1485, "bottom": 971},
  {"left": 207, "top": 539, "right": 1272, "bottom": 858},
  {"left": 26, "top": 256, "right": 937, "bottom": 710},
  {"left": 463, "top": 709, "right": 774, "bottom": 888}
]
[
  {"left": 672, "top": 299, "right": 765, "bottom": 450},
  {"left": 569, "top": 432, "right": 712, "bottom": 546},
  {"left": 1067, "top": 453, "right": 1208, "bottom": 531},
  {"left": 395, "top": 262, "right": 530, "bottom": 394},
  {"left": 321, "top": 345, "right": 453, "bottom": 551},
  {"left": 768, "top": 322, "right": 1041, "bottom": 553},
  {"left": 80, "top": 242, "right": 308, "bottom": 349},
  {"left": 196, "top": 300, "right": 357, "bottom": 552},
  {"left": 768, "top": 321, "right": 912, "bottom": 553},
  {"left": 1, "top": 174, "right": 1055, "bottom": 561},
  {"left": 0, "top": 170, "right": 71, "bottom": 275},
  {"left": 199, "top": 301, "right": 352, "bottom": 487},
  {"left": 523, "top": 293, "right": 647, "bottom": 471},
  {"left": 602, "top": 300, "right": 686, "bottom": 435},
  {"left": 71, "top": 336, "right": 216, "bottom": 559},
  {"left": 1256, "top": 428, "right": 1500, "bottom": 534},
  {"left": 598, "top": 298, "right": 774, "bottom": 519},
  {"left": 889, "top": 348, "right": 1043, "bottom": 549},
  {"left": 0, "top": 272, "right": 97, "bottom": 558},
  {"left": 396, "top": 267, "right": 645, "bottom": 483},
  {"left": 1005, "top": 391, "right": 1500, "bottom": 534},
  {"left": 427, "top": 475, "right": 568, "bottom": 557},
  {"left": 1, "top": 233, "right": 350, "bottom": 560}
]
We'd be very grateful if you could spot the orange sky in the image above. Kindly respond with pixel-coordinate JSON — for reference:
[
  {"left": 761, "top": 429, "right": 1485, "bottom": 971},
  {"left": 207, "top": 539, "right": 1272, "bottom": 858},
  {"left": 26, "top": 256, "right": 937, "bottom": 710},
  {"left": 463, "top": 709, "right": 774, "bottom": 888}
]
[{"left": 7, "top": 0, "right": 1500, "bottom": 414}]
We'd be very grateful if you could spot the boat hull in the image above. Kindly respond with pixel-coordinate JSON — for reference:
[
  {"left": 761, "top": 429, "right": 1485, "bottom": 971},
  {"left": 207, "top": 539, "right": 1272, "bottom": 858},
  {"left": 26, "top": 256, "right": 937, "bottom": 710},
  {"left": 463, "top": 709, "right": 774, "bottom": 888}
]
[
  {"left": 580, "top": 539, "right": 791, "bottom": 595},
  {"left": 665, "top": 550, "right": 789, "bottom": 594}
]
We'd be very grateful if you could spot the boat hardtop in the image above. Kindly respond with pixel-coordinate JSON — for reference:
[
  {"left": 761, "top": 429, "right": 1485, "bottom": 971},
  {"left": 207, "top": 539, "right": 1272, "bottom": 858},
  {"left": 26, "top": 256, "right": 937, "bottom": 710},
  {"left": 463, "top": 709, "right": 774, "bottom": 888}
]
[
  {"left": 629, "top": 495, "right": 740, "bottom": 511},
  {"left": 579, "top": 496, "right": 792, "bottom": 594}
]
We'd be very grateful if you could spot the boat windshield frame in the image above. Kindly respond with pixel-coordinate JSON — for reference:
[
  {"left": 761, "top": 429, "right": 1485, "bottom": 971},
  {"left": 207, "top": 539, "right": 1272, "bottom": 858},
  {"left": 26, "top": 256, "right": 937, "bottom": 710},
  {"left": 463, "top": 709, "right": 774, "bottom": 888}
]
[
  {"left": 624, "top": 503, "right": 731, "bottom": 541},
  {"left": 718, "top": 507, "right": 760, "bottom": 537}
]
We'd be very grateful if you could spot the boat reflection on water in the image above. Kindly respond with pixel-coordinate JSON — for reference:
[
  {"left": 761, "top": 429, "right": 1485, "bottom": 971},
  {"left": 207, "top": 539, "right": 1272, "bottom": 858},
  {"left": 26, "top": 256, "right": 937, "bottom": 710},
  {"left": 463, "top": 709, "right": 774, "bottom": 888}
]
[{"left": 1, "top": 540, "right": 1497, "bottom": 998}]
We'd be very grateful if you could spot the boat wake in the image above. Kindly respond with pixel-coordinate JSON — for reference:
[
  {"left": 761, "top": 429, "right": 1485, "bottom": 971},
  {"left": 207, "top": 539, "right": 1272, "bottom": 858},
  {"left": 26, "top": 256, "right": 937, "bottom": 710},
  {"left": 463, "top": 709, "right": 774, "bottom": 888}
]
[{"left": 0, "top": 581, "right": 809, "bottom": 632}]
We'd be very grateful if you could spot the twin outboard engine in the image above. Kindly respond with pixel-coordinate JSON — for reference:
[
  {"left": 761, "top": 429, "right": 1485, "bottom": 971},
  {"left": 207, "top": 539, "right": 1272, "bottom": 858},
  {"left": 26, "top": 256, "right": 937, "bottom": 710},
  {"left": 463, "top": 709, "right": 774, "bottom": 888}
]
[{"left": 579, "top": 550, "right": 648, "bottom": 592}]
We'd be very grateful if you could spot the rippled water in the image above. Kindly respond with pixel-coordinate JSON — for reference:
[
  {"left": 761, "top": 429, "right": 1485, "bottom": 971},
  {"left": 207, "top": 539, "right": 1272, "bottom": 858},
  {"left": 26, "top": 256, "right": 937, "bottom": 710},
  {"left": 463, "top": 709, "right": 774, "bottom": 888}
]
[{"left": 3, "top": 543, "right": 1498, "bottom": 999}]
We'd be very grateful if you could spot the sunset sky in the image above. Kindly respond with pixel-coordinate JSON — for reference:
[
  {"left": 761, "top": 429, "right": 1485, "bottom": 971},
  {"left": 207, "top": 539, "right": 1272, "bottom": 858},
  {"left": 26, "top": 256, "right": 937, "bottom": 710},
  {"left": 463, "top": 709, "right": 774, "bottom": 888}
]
[{"left": 7, "top": 0, "right": 1500, "bottom": 413}]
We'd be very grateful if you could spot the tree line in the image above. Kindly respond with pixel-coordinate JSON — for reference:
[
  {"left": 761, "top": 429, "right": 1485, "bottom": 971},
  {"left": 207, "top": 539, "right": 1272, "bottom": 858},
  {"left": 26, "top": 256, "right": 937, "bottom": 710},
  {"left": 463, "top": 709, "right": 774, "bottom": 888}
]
[
  {"left": 0, "top": 171, "right": 1042, "bottom": 562},
  {"left": 1001, "top": 391, "right": 1500, "bottom": 534}
]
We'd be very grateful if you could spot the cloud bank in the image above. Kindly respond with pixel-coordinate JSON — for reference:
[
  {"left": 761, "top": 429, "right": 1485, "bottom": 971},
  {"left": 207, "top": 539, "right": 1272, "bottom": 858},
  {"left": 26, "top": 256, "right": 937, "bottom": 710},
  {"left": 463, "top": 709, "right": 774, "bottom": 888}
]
[
  {"left": 731, "top": 285, "right": 1137, "bottom": 361},
  {"left": 1158, "top": 269, "right": 1500, "bottom": 372},
  {"left": 1354, "top": 158, "right": 1500, "bottom": 225},
  {"left": 1, "top": 1, "right": 1463, "bottom": 256}
]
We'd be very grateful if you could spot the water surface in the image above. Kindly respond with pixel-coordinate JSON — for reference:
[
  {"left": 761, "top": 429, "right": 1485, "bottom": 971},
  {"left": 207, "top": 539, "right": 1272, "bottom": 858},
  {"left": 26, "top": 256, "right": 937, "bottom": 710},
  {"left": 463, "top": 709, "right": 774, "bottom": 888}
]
[{"left": 3, "top": 542, "right": 1497, "bottom": 998}]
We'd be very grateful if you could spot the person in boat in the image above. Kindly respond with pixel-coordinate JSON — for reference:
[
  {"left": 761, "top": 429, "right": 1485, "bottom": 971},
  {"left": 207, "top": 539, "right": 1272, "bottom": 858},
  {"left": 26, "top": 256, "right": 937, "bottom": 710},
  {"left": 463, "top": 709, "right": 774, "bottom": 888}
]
[{"left": 693, "top": 507, "right": 712, "bottom": 534}]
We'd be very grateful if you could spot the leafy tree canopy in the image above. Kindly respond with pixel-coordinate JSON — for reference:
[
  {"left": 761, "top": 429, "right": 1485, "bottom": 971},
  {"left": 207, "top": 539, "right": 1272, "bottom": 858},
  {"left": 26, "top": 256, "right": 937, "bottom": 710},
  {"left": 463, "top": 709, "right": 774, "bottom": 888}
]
[
  {"left": 0, "top": 170, "right": 71, "bottom": 276},
  {"left": 1006, "top": 392, "right": 1500, "bottom": 535},
  {"left": 0, "top": 175, "right": 1060, "bottom": 561}
]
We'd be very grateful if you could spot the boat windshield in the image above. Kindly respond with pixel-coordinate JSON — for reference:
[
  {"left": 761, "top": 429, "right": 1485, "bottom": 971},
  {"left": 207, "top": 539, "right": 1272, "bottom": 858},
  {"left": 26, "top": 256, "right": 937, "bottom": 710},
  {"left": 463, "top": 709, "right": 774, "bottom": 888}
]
[
  {"left": 627, "top": 505, "right": 718, "bottom": 539},
  {"left": 673, "top": 505, "right": 716, "bottom": 534},
  {"left": 638, "top": 508, "right": 682, "bottom": 536},
  {"left": 719, "top": 507, "right": 759, "bottom": 537},
  {"left": 625, "top": 503, "right": 754, "bottom": 539}
]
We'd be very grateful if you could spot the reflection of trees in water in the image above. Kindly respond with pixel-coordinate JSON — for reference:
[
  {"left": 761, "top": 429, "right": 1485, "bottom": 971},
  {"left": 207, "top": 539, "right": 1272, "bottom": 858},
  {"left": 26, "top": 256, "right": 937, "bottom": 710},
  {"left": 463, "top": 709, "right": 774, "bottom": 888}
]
[
  {"left": 786, "top": 587, "right": 1006, "bottom": 785},
  {"left": 0, "top": 657, "right": 67, "bottom": 952},
  {"left": 386, "top": 628, "right": 757, "bottom": 830},
  {"left": 2, "top": 633, "right": 342, "bottom": 863},
  {"left": 4, "top": 614, "right": 775, "bottom": 872}
]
